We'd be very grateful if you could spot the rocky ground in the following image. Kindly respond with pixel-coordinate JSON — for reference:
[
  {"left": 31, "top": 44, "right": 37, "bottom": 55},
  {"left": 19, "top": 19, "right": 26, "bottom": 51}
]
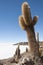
[
  {"left": 0, "top": 42, "right": 43, "bottom": 65},
  {"left": 0, "top": 51, "right": 43, "bottom": 65}
]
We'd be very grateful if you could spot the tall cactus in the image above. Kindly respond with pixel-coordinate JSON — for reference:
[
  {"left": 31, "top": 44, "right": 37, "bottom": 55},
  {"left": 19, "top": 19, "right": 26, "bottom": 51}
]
[{"left": 19, "top": 2, "right": 39, "bottom": 57}]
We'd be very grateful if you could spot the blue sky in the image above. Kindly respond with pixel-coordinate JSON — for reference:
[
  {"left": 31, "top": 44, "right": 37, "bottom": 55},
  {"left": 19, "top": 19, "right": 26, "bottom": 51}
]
[{"left": 0, "top": 0, "right": 43, "bottom": 44}]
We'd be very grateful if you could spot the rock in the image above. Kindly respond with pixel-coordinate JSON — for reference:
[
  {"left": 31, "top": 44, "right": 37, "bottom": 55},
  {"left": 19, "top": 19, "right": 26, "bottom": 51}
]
[
  {"left": 16, "top": 57, "right": 34, "bottom": 65},
  {"left": 0, "top": 63, "right": 3, "bottom": 65},
  {"left": 40, "top": 56, "right": 43, "bottom": 63}
]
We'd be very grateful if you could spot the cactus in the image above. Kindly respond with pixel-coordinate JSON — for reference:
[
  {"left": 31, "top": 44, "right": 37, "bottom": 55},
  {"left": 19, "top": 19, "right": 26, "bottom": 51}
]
[
  {"left": 16, "top": 44, "right": 20, "bottom": 59},
  {"left": 26, "top": 47, "right": 28, "bottom": 52},
  {"left": 19, "top": 2, "right": 39, "bottom": 57}
]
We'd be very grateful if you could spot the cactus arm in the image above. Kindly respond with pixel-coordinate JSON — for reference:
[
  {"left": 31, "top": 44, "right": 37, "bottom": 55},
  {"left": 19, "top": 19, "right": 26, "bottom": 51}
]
[
  {"left": 32, "top": 16, "right": 38, "bottom": 26},
  {"left": 19, "top": 15, "right": 27, "bottom": 30}
]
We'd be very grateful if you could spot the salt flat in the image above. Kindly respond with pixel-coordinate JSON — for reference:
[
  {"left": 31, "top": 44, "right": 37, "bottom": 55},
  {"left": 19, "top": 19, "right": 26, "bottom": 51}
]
[{"left": 0, "top": 44, "right": 29, "bottom": 59}]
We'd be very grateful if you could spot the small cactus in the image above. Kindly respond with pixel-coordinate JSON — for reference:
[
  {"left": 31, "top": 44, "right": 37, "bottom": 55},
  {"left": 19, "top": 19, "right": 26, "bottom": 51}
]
[
  {"left": 26, "top": 47, "right": 28, "bottom": 52},
  {"left": 19, "top": 2, "right": 39, "bottom": 57},
  {"left": 16, "top": 44, "right": 20, "bottom": 59}
]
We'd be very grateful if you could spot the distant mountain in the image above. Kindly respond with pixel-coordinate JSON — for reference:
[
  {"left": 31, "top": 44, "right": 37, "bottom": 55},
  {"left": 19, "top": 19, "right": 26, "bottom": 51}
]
[
  {"left": 13, "top": 42, "right": 28, "bottom": 45},
  {"left": 13, "top": 41, "right": 43, "bottom": 48}
]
